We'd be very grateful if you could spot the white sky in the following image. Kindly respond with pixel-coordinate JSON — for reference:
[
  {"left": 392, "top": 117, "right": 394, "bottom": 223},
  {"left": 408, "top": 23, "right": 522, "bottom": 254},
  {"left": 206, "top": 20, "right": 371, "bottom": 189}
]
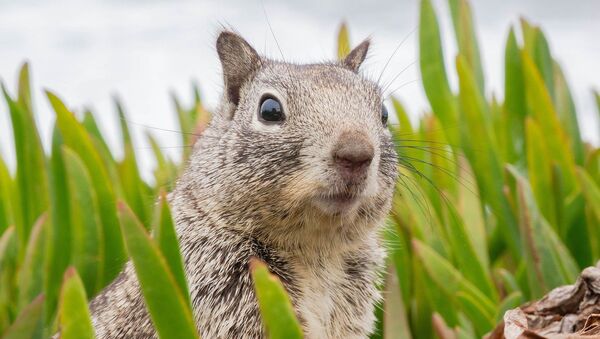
[{"left": 0, "top": 0, "right": 598, "bottom": 181}]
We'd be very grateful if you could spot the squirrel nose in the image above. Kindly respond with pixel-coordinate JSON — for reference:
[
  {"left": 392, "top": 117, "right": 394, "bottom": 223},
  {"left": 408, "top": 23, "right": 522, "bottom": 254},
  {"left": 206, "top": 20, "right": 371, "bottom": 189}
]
[{"left": 332, "top": 131, "right": 374, "bottom": 181}]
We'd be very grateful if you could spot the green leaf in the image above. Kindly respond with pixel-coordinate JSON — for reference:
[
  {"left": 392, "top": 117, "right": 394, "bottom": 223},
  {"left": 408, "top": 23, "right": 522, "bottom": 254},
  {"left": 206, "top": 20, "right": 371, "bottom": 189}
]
[
  {"left": 525, "top": 118, "right": 557, "bottom": 228},
  {"left": 455, "top": 292, "right": 495, "bottom": 335},
  {"left": 412, "top": 239, "right": 496, "bottom": 321},
  {"left": 554, "top": 62, "right": 584, "bottom": 165},
  {"left": 147, "top": 133, "right": 178, "bottom": 190},
  {"left": 521, "top": 52, "right": 576, "bottom": 193},
  {"left": 456, "top": 160, "right": 488, "bottom": 268},
  {"left": 503, "top": 26, "right": 526, "bottom": 162},
  {"left": 456, "top": 55, "right": 520, "bottom": 257},
  {"left": 576, "top": 167, "right": 600, "bottom": 257},
  {"left": 2, "top": 71, "right": 48, "bottom": 250},
  {"left": 448, "top": 0, "right": 485, "bottom": 92},
  {"left": 62, "top": 147, "right": 104, "bottom": 295},
  {"left": 153, "top": 191, "right": 191, "bottom": 309},
  {"left": 0, "top": 156, "right": 13, "bottom": 233},
  {"left": 0, "top": 227, "right": 18, "bottom": 332},
  {"left": 117, "top": 202, "right": 199, "bottom": 339},
  {"left": 521, "top": 22, "right": 555, "bottom": 101},
  {"left": 508, "top": 166, "right": 579, "bottom": 298},
  {"left": 47, "top": 91, "right": 126, "bottom": 284},
  {"left": 81, "top": 110, "right": 114, "bottom": 164},
  {"left": 250, "top": 258, "right": 302, "bottom": 339},
  {"left": 17, "top": 214, "right": 48, "bottom": 311},
  {"left": 419, "top": 0, "right": 459, "bottom": 144},
  {"left": 57, "top": 267, "right": 94, "bottom": 339},
  {"left": 44, "top": 127, "right": 72, "bottom": 324},
  {"left": 337, "top": 22, "right": 351, "bottom": 59},
  {"left": 116, "top": 99, "right": 149, "bottom": 224},
  {"left": 441, "top": 203, "right": 497, "bottom": 301},
  {"left": 1, "top": 295, "right": 44, "bottom": 339}
]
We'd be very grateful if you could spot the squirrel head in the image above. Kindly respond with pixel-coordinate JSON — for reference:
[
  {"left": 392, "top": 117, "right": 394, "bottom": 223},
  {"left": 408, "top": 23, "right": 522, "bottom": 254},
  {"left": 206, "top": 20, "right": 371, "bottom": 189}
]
[{"left": 180, "top": 31, "right": 398, "bottom": 249}]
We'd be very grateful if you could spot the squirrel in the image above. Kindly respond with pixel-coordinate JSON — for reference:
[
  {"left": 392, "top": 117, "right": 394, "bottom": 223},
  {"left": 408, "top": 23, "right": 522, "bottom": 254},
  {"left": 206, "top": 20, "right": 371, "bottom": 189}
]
[{"left": 88, "top": 31, "right": 399, "bottom": 338}]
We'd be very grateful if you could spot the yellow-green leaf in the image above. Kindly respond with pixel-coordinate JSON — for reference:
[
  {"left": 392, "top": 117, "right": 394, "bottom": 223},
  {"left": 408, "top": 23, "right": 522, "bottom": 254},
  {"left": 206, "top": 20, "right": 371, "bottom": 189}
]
[
  {"left": 419, "top": 0, "right": 459, "bottom": 144},
  {"left": 63, "top": 147, "right": 104, "bottom": 295},
  {"left": 1, "top": 295, "right": 44, "bottom": 339},
  {"left": 153, "top": 191, "right": 191, "bottom": 309},
  {"left": 250, "top": 257, "right": 302, "bottom": 339},
  {"left": 57, "top": 267, "right": 94, "bottom": 339},
  {"left": 337, "top": 22, "right": 351, "bottom": 59},
  {"left": 117, "top": 202, "right": 199, "bottom": 339},
  {"left": 47, "top": 91, "right": 126, "bottom": 284}
]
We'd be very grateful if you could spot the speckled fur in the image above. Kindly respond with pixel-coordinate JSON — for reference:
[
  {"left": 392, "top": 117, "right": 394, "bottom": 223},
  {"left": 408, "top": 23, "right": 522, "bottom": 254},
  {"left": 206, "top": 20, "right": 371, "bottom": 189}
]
[{"left": 89, "top": 32, "right": 398, "bottom": 338}]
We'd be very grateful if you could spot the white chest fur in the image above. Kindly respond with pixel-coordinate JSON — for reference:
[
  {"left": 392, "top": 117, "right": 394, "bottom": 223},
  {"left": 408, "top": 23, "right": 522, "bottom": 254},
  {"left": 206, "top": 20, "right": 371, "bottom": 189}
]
[{"left": 293, "top": 253, "right": 373, "bottom": 339}]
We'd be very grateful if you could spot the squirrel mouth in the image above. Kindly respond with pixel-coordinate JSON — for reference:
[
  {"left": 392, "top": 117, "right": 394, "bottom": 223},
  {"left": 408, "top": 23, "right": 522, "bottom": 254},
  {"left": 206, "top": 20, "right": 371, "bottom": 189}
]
[{"left": 313, "top": 192, "right": 360, "bottom": 215}]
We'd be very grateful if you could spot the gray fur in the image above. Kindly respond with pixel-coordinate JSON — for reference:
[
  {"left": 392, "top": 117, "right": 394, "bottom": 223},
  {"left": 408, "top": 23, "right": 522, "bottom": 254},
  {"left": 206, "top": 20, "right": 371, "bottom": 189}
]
[{"left": 89, "top": 31, "right": 398, "bottom": 338}]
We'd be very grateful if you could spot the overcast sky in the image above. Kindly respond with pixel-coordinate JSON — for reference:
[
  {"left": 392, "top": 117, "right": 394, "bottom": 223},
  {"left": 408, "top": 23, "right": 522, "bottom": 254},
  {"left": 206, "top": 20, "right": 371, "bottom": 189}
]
[{"left": 0, "top": 0, "right": 598, "bottom": 181}]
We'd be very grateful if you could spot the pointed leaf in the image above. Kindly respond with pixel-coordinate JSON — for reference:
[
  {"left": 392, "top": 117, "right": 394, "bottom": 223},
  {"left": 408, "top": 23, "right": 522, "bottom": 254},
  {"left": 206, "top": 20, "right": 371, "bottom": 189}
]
[
  {"left": 1, "top": 295, "right": 44, "bottom": 339},
  {"left": 337, "top": 22, "right": 351, "bottom": 59},
  {"left": 250, "top": 257, "right": 302, "bottom": 339},
  {"left": 117, "top": 202, "right": 198, "bottom": 339},
  {"left": 153, "top": 191, "right": 191, "bottom": 308},
  {"left": 57, "top": 267, "right": 94, "bottom": 339},
  {"left": 47, "top": 91, "right": 125, "bottom": 284},
  {"left": 62, "top": 147, "right": 104, "bottom": 295},
  {"left": 419, "top": 0, "right": 459, "bottom": 144}
]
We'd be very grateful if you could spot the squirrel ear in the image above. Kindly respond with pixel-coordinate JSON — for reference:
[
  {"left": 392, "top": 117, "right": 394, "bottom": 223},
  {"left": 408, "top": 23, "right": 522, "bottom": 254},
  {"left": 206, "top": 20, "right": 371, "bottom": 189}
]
[
  {"left": 217, "top": 31, "right": 261, "bottom": 106},
  {"left": 342, "top": 39, "right": 370, "bottom": 72}
]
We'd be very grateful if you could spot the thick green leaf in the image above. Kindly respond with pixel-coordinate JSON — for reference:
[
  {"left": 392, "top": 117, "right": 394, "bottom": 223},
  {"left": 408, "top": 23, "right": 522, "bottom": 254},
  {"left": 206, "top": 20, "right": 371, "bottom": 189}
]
[
  {"left": 2, "top": 77, "right": 48, "bottom": 250},
  {"left": 44, "top": 127, "right": 72, "bottom": 324},
  {"left": 81, "top": 110, "right": 114, "bottom": 164},
  {"left": 554, "top": 62, "right": 584, "bottom": 165},
  {"left": 448, "top": 0, "right": 485, "bottom": 92},
  {"left": 419, "top": 0, "right": 459, "bottom": 144},
  {"left": 441, "top": 203, "right": 497, "bottom": 301},
  {"left": 153, "top": 191, "right": 191, "bottom": 308},
  {"left": 456, "top": 159, "right": 488, "bottom": 268},
  {"left": 47, "top": 91, "right": 125, "bottom": 284},
  {"left": 503, "top": 27, "right": 526, "bottom": 162},
  {"left": 57, "top": 267, "right": 94, "bottom": 339},
  {"left": 0, "top": 227, "right": 18, "bottom": 332},
  {"left": 337, "top": 22, "right": 351, "bottom": 59},
  {"left": 250, "top": 258, "right": 303, "bottom": 339},
  {"left": 456, "top": 55, "right": 520, "bottom": 257},
  {"left": 146, "top": 133, "right": 178, "bottom": 190},
  {"left": 17, "top": 214, "right": 48, "bottom": 311},
  {"left": 412, "top": 239, "right": 496, "bottom": 320},
  {"left": 117, "top": 202, "right": 198, "bottom": 339},
  {"left": 62, "top": 147, "right": 104, "bottom": 295},
  {"left": 521, "top": 52, "right": 576, "bottom": 193},
  {"left": 0, "top": 156, "right": 12, "bottom": 233},
  {"left": 525, "top": 118, "right": 557, "bottom": 228},
  {"left": 116, "top": 99, "right": 149, "bottom": 224},
  {"left": 1, "top": 295, "right": 44, "bottom": 339},
  {"left": 456, "top": 291, "right": 495, "bottom": 335},
  {"left": 508, "top": 166, "right": 579, "bottom": 298},
  {"left": 577, "top": 167, "right": 600, "bottom": 257},
  {"left": 521, "top": 23, "right": 555, "bottom": 101}
]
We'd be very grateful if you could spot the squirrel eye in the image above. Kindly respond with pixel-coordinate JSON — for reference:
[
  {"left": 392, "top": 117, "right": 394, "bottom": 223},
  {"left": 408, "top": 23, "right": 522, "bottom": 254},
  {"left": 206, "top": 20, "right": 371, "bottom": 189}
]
[
  {"left": 259, "top": 96, "right": 285, "bottom": 123},
  {"left": 381, "top": 104, "right": 389, "bottom": 127}
]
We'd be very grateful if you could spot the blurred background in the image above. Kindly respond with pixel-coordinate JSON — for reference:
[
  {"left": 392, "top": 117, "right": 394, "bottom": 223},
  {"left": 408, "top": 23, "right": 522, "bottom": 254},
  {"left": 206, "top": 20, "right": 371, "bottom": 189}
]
[{"left": 0, "top": 0, "right": 599, "bottom": 181}]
